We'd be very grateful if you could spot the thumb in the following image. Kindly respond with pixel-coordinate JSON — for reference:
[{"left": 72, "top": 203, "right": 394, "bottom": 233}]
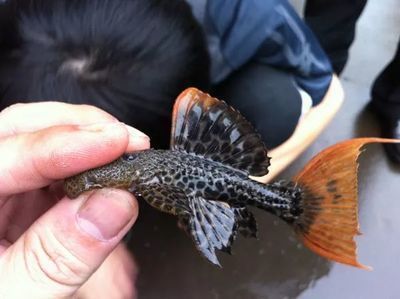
[{"left": 0, "top": 188, "right": 138, "bottom": 299}]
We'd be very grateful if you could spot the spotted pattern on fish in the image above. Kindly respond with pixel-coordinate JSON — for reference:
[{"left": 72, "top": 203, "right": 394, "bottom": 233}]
[
  {"left": 63, "top": 88, "right": 304, "bottom": 266},
  {"left": 64, "top": 149, "right": 303, "bottom": 265}
]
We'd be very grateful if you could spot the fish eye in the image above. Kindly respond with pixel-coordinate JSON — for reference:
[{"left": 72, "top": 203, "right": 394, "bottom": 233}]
[{"left": 122, "top": 153, "right": 137, "bottom": 162}]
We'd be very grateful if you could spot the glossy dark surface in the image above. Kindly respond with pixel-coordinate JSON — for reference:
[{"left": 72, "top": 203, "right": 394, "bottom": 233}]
[{"left": 127, "top": 1, "right": 400, "bottom": 298}]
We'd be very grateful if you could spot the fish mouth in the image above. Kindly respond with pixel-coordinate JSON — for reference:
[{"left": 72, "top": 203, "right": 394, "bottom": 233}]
[
  {"left": 83, "top": 176, "right": 104, "bottom": 192},
  {"left": 64, "top": 175, "right": 103, "bottom": 199}
]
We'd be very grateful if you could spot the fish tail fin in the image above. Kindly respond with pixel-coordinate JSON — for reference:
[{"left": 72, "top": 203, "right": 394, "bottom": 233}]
[{"left": 292, "top": 138, "right": 399, "bottom": 270}]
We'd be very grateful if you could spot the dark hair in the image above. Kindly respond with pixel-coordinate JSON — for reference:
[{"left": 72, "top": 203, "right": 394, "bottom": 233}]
[{"left": 0, "top": 0, "right": 210, "bottom": 147}]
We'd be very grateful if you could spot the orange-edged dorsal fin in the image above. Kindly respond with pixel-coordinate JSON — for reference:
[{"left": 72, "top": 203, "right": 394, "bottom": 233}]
[
  {"left": 293, "top": 138, "right": 400, "bottom": 270},
  {"left": 171, "top": 88, "right": 270, "bottom": 176}
]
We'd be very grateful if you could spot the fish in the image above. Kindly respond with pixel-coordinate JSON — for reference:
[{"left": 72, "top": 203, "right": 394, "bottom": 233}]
[{"left": 64, "top": 87, "right": 397, "bottom": 269}]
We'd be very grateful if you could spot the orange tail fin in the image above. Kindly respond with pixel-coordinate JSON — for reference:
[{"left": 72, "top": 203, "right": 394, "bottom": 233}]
[{"left": 293, "top": 138, "right": 399, "bottom": 270}]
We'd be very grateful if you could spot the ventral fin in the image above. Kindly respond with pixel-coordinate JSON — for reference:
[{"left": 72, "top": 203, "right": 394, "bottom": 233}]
[
  {"left": 182, "top": 195, "right": 239, "bottom": 266},
  {"left": 171, "top": 88, "right": 271, "bottom": 176},
  {"left": 234, "top": 206, "right": 258, "bottom": 238}
]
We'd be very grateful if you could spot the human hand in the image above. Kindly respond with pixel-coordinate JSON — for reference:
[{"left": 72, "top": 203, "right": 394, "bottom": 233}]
[{"left": 0, "top": 102, "right": 149, "bottom": 299}]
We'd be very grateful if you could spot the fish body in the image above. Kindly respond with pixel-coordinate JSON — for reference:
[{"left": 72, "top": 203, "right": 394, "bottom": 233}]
[
  {"left": 65, "top": 148, "right": 302, "bottom": 222},
  {"left": 65, "top": 88, "right": 396, "bottom": 269}
]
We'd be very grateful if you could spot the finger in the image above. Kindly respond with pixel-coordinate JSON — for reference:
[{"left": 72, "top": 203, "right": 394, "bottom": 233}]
[
  {"left": 0, "top": 102, "right": 116, "bottom": 137},
  {"left": 0, "top": 188, "right": 138, "bottom": 299},
  {"left": 0, "top": 122, "right": 148, "bottom": 196},
  {"left": 0, "top": 101, "right": 149, "bottom": 152}
]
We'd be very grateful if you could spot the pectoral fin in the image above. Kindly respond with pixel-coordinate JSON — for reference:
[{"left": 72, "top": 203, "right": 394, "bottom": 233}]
[{"left": 183, "top": 196, "right": 239, "bottom": 266}]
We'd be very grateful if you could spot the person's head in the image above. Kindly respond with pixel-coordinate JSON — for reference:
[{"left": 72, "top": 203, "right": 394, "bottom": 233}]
[{"left": 0, "top": 0, "right": 210, "bottom": 147}]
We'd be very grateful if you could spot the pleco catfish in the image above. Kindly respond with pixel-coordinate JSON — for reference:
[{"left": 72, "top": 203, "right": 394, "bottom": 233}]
[{"left": 64, "top": 88, "right": 397, "bottom": 269}]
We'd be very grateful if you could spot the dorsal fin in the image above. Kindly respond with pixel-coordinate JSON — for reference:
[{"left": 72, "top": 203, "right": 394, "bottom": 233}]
[{"left": 170, "top": 88, "right": 270, "bottom": 176}]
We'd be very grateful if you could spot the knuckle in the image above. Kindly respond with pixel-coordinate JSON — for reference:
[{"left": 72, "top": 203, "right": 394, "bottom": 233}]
[{"left": 23, "top": 228, "right": 91, "bottom": 288}]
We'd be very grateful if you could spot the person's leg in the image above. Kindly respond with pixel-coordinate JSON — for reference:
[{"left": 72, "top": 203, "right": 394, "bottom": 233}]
[
  {"left": 305, "top": 1, "right": 400, "bottom": 163},
  {"left": 370, "top": 40, "right": 400, "bottom": 162},
  {"left": 305, "top": 0, "right": 367, "bottom": 74},
  {"left": 212, "top": 63, "right": 302, "bottom": 149}
]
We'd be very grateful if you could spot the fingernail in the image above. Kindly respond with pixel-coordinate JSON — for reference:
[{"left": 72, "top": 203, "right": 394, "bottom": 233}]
[
  {"left": 78, "top": 122, "right": 148, "bottom": 138},
  {"left": 124, "top": 125, "right": 149, "bottom": 139},
  {"left": 76, "top": 189, "right": 137, "bottom": 241},
  {"left": 125, "top": 124, "right": 149, "bottom": 138}
]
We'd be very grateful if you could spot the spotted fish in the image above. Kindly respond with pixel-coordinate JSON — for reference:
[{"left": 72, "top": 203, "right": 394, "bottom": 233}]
[{"left": 64, "top": 88, "right": 397, "bottom": 269}]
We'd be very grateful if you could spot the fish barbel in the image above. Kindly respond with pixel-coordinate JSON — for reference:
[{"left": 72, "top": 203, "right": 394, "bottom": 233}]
[{"left": 64, "top": 88, "right": 397, "bottom": 269}]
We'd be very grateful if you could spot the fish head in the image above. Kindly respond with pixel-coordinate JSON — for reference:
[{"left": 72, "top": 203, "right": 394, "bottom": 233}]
[{"left": 64, "top": 152, "right": 144, "bottom": 198}]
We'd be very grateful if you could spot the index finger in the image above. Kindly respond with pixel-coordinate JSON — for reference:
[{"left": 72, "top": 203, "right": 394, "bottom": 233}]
[
  {"left": 0, "top": 101, "right": 149, "bottom": 152},
  {"left": 0, "top": 102, "right": 116, "bottom": 137},
  {"left": 0, "top": 122, "right": 148, "bottom": 196}
]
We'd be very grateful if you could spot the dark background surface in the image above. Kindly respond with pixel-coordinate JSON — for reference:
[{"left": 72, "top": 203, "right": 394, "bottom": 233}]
[{"left": 127, "top": 1, "right": 400, "bottom": 298}]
